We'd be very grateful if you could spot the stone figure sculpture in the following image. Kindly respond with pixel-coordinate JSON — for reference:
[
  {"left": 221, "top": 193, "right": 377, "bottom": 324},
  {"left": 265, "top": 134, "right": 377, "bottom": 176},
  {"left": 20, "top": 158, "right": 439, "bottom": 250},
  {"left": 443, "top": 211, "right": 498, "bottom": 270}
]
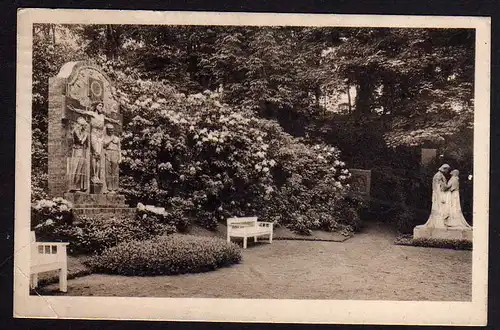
[
  {"left": 68, "top": 101, "right": 120, "bottom": 186},
  {"left": 422, "top": 164, "right": 451, "bottom": 228},
  {"left": 68, "top": 117, "right": 89, "bottom": 192},
  {"left": 444, "top": 169, "right": 472, "bottom": 228},
  {"left": 414, "top": 163, "right": 472, "bottom": 241},
  {"left": 103, "top": 123, "right": 121, "bottom": 193}
]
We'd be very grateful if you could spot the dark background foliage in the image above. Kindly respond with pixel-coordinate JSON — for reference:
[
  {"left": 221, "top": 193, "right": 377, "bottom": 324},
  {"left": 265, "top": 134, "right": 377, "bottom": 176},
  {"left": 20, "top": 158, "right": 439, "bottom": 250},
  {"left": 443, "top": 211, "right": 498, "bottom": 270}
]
[{"left": 31, "top": 24, "right": 474, "bottom": 234}]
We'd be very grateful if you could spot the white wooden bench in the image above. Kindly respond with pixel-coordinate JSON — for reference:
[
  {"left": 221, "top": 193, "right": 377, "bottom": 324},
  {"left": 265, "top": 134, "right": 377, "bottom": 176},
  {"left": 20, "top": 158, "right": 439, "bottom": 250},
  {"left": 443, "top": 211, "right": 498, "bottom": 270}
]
[
  {"left": 227, "top": 217, "right": 273, "bottom": 249},
  {"left": 30, "top": 231, "right": 69, "bottom": 292}
]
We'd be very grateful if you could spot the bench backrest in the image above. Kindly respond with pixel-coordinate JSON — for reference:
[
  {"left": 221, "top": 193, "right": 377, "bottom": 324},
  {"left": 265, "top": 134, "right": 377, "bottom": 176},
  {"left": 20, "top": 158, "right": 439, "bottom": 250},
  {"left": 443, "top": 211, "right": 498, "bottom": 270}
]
[
  {"left": 227, "top": 217, "right": 258, "bottom": 227},
  {"left": 30, "top": 231, "right": 67, "bottom": 267}
]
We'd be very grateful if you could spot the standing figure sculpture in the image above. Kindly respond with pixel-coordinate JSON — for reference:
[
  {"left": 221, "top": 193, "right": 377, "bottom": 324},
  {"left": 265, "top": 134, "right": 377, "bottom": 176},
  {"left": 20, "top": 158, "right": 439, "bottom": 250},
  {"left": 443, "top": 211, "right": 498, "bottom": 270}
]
[
  {"left": 103, "top": 123, "right": 121, "bottom": 193},
  {"left": 444, "top": 170, "right": 472, "bottom": 228},
  {"left": 68, "top": 117, "right": 89, "bottom": 192},
  {"left": 423, "top": 164, "right": 451, "bottom": 228},
  {"left": 67, "top": 101, "right": 120, "bottom": 188}
]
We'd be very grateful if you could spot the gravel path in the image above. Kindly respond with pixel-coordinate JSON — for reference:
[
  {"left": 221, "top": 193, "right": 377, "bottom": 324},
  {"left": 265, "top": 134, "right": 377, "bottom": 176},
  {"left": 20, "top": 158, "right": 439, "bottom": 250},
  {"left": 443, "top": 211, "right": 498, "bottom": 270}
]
[{"left": 39, "top": 223, "right": 471, "bottom": 301}]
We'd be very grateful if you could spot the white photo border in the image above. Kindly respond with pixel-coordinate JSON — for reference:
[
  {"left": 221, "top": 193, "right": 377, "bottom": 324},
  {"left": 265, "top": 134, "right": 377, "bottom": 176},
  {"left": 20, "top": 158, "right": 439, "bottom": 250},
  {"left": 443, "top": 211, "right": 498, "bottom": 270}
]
[{"left": 14, "top": 8, "right": 491, "bottom": 325}]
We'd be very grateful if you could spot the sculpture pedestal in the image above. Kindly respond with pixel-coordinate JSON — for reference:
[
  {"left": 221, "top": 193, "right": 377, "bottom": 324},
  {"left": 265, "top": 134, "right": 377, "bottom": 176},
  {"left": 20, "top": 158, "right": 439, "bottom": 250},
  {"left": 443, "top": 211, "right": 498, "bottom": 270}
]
[
  {"left": 63, "top": 192, "right": 135, "bottom": 219},
  {"left": 413, "top": 225, "right": 472, "bottom": 242}
]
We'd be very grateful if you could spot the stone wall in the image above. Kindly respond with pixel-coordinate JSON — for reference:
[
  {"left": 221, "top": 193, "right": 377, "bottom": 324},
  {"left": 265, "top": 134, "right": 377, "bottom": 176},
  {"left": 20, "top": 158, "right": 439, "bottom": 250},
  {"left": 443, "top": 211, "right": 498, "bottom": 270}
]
[{"left": 47, "top": 76, "right": 69, "bottom": 198}]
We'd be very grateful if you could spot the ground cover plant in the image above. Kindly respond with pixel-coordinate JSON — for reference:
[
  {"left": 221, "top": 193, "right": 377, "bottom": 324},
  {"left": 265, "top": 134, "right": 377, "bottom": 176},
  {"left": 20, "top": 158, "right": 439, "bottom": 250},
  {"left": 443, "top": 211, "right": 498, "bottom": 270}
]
[
  {"left": 394, "top": 233, "right": 472, "bottom": 250},
  {"left": 84, "top": 234, "right": 242, "bottom": 276}
]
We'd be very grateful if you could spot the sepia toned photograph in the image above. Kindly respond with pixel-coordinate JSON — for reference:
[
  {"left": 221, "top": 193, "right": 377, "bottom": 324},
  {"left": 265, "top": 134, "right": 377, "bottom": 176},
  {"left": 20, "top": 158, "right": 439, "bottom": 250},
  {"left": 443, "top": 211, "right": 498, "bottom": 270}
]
[{"left": 15, "top": 9, "right": 490, "bottom": 325}]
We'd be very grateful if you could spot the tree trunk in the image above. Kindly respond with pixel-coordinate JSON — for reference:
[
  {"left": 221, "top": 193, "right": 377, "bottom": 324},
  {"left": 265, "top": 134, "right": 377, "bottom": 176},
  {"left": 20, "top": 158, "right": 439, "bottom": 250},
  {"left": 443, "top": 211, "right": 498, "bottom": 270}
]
[
  {"left": 354, "top": 75, "right": 373, "bottom": 117},
  {"left": 105, "top": 25, "right": 120, "bottom": 60},
  {"left": 315, "top": 85, "right": 321, "bottom": 108},
  {"left": 51, "top": 25, "right": 56, "bottom": 44},
  {"left": 346, "top": 82, "right": 352, "bottom": 114}
]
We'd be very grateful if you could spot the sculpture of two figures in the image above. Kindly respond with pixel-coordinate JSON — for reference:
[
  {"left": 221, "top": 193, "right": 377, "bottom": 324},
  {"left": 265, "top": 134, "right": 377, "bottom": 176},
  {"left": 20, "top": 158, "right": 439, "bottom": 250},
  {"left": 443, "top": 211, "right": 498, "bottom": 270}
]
[
  {"left": 67, "top": 101, "right": 121, "bottom": 194},
  {"left": 423, "top": 164, "right": 472, "bottom": 229}
]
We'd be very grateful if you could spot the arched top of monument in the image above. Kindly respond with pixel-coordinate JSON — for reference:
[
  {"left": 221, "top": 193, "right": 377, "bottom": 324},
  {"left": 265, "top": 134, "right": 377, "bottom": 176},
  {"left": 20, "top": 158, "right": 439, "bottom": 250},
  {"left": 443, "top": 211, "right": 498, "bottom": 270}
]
[
  {"left": 59, "top": 61, "right": 120, "bottom": 116},
  {"left": 57, "top": 61, "right": 113, "bottom": 84}
]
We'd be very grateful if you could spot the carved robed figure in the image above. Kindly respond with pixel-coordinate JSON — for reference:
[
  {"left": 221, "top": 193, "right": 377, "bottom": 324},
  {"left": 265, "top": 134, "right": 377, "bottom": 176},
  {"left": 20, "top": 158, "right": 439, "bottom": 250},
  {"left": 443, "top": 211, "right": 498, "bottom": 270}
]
[
  {"left": 423, "top": 164, "right": 451, "bottom": 228},
  {"left": 68, "top": 117, "right": 89, "bottom": 192},
  {"left": 444, "top": 169, "right": 472, "bottom": 228},
  {"left": 103, "top": 123, "right": 121, "bottom": 193}
]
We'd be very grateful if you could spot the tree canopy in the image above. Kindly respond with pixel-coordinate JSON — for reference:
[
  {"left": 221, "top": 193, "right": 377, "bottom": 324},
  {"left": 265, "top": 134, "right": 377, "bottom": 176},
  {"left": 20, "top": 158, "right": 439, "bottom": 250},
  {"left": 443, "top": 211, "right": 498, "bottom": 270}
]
[{"left": 65, "top": 24, "right": 474, "bottom": 146}]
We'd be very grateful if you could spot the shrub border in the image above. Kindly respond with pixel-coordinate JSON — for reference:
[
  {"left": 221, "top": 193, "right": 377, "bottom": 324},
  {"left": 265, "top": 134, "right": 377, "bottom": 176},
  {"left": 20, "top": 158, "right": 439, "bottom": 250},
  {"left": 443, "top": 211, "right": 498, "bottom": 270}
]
[{"left": 394, "top": 234, "right": 472, "bottom": 251}]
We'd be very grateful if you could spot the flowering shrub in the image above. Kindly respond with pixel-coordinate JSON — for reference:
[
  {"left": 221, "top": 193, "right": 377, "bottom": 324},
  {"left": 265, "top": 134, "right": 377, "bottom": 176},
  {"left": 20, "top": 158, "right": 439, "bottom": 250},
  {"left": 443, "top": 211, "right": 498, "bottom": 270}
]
[
  {"left": 32, "top": 202, "right": 176, "bottom": 254},
  {"left": 31, "top": 197, "right": 74, "bottom": 229},
  {"left": 34, "top": 213, "right": 176, "bottom": 255},
  {"left": 101, "top": 63, "right": 360, "bottom": 234},
  {"left": 136, "top": 202, "right": 190, "bottom": 232},
  {"left": 85, "top": 234, "right": 242, "bottom": 275},
  {"left": 31, "top": 172, "right": 48, "bottom": 202}
]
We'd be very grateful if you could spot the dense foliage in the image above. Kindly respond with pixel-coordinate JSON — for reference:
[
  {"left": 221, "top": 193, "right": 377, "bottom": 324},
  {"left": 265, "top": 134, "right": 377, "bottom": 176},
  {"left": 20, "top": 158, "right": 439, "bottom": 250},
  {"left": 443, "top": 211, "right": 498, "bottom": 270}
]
[
  {"left": 31, "top": 25, "right": 87, "bottom": 202},
  {"left": 32, "top": 200, "right": 176, "bottom": 254},
  {"left": 309, "top": 118, "right": 473, "bottom": 233},
  {"left": 85, "top": 234, "right": 242, "bottom": 275}
]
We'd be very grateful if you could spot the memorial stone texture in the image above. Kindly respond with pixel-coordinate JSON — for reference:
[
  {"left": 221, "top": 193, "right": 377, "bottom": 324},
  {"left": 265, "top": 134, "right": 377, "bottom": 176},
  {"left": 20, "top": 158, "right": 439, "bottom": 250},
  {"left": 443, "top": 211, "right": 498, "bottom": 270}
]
[
  {"left": 349, "top": 169, "right": 371, "bottom": 198},
  {"left": 421, "top": 148, "right": 437, "bottom": 167},
  {"left": 48, "top": 61, "right": 134, "bottom": 217}
]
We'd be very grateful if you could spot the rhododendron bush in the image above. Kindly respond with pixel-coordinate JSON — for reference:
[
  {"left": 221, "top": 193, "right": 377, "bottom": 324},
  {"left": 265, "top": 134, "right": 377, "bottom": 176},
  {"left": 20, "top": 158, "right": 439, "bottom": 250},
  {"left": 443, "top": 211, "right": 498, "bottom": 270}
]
[{"left": 96, "top": 62, "right": 360, "bottom": 233}]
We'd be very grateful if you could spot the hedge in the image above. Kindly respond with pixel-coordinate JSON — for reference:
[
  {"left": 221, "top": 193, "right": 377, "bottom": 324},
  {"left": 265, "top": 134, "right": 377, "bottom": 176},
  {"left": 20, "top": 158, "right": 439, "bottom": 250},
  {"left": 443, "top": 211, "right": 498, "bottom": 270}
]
[{"left": 84, "top": 234, "right": 242, "bottom": 276}]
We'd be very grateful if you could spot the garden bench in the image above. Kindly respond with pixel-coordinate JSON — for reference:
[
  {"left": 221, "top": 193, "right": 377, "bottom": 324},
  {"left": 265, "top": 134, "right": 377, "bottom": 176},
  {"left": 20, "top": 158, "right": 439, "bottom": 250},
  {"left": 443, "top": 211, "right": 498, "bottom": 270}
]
[
  {"left": 30, "top": 231, "right": 69, "bottom": 292},
  {"left": 227, "top": 217, "right": 273, "bottom": 249}
]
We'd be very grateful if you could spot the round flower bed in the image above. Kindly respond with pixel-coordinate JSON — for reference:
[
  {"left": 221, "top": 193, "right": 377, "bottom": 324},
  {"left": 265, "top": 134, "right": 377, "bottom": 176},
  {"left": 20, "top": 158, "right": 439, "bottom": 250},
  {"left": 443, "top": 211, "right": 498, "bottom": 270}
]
[{"left": 85, "top": 234, "right": 242, "bottom": 276}]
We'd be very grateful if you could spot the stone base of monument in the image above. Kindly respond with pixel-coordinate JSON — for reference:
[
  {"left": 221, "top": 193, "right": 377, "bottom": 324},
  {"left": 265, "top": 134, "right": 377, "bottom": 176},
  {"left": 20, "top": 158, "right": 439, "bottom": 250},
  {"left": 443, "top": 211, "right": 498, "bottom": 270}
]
[
  {"left": 64, "top": 192, "right": 128, "bottom": 207},
  {"left": 63, "top": 192, "right": 136, "bottom": 219},
  {"left": 90, "top": 182, "right": 103, "bottom": 194},
  {"left": 72, "top": 207, "right": 137, "bottom": 218},
  {"left": 413, "top": 225, "right": 472, "bottom": 242}
]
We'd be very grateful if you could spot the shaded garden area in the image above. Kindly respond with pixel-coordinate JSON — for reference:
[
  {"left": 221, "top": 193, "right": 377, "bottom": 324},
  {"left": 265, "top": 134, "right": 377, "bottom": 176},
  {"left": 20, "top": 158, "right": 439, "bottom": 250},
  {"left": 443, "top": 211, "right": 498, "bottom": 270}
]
[{"left": 30, "top": 24, "right": 474, "bottom": 297}]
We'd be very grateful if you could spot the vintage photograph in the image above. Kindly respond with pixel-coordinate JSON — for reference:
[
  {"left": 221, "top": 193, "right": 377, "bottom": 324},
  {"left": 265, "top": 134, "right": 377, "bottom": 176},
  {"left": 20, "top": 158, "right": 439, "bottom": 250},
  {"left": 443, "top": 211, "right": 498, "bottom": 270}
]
[{"left": 15, "top": 9, "right": 490, "bottom": 325}]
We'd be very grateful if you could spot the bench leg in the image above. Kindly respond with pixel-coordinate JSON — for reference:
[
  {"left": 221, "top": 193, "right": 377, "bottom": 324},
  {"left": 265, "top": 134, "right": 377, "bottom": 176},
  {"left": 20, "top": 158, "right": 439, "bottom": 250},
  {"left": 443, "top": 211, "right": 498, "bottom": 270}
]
[
  {"left": 243, "top": 237, "right": 247, "bottom": 249},
  {"left": 30, "top": 273, "right": 38, "bottom": 289},
  {"left": 254, "top": 236, "right": 257, "bottom": 243},
  {"left": 59, "top": 266, "right": 68, "bottom": 293},
  {"left": 269, "top": 232, "right": 273, "bottom": 243}
]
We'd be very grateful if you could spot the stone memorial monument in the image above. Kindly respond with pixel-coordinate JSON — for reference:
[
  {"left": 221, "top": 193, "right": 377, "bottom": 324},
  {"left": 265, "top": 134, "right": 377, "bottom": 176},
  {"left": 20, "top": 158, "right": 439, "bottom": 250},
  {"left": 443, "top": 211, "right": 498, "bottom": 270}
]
[
  {"left": 349, "top": 169, "right": 371, "bottom": 198},
  {"left": 413, "top": 164, "right": 472, "bottom": 242},
  {"left": 420, "top": 148, "right": 437, "bottom": 166},
  {"left": 48, "top": 61, "right": 133, "bottom": 217}
]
